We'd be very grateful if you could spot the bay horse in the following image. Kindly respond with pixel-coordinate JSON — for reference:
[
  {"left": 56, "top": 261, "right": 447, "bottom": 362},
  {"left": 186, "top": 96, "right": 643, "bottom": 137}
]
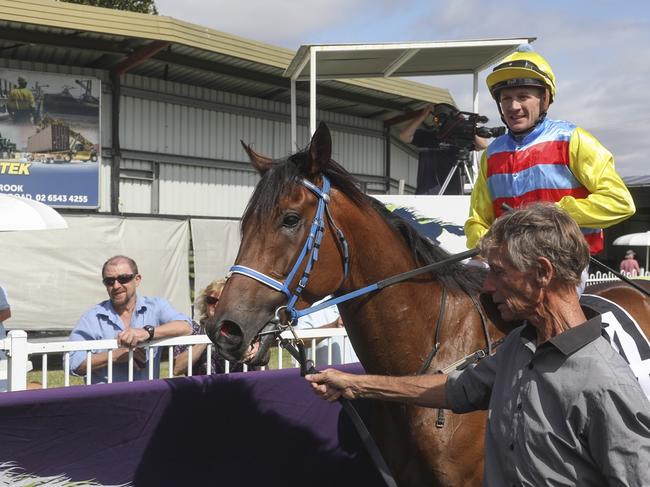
[{"left": 207, "top": 123, "right": 650, "bottom": 486}]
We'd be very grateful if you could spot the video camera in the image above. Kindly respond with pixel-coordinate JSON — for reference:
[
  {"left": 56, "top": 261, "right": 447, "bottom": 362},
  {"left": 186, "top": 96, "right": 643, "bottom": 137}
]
[{"left": 422, "top": 103, "right": 505, "bottom": 151}]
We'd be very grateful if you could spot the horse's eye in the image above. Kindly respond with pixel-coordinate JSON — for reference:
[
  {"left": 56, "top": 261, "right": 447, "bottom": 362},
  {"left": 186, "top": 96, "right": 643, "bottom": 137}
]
[{"left": 282, "top": 213, "right": 301, "bottom": 228}]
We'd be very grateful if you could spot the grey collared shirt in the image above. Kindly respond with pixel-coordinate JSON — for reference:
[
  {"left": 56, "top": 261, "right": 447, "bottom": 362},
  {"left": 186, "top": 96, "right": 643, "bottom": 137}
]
[{"left": 446, "top": 314, "right": 650, "bottom": 486}]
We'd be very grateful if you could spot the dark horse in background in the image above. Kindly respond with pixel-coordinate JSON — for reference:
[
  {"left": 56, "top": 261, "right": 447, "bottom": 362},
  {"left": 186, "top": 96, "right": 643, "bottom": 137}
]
[{"left": 207, "top": 123, "right": 650, "bottom": 486}]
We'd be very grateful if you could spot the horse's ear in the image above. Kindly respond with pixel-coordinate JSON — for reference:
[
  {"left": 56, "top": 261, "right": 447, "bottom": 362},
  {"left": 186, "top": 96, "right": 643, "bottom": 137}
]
[
  {"left": 241, "top": 141, "right": 276, "bottom": 175},
  {"left": 306, "top": 122, "right": 332, "bottom": 175}
]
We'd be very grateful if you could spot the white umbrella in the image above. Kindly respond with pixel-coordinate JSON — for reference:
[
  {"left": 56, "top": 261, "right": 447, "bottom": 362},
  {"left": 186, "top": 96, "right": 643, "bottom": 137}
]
[
  {"left": 613, "top": 231, "right": 650, "bottom": 272},
  {"left": 0, "top": 194, "right": 68, "bottom": 231}
]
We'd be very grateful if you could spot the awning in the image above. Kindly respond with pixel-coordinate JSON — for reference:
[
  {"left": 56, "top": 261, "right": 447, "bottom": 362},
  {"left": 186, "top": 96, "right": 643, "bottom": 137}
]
[{"left": 283, "top": 37, "right": 535, "bottom": 145}]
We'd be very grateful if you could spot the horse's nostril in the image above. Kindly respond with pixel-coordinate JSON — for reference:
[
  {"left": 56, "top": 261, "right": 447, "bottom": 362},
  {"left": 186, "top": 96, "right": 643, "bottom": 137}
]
[{"left": 219, "top": 320, "right": 242, "bottom": 338}]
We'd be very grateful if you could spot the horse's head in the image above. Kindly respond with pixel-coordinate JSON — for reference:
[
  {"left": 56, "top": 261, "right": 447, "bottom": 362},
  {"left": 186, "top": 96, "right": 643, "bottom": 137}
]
[{"left": 206, "top": 123, "right": 362, "bottom": 365}]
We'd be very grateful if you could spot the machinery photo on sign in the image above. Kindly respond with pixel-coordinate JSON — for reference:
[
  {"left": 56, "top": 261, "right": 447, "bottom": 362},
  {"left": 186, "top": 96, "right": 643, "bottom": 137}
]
[{"left": 0, "top": 69, "right": 100, "bottom": 208}]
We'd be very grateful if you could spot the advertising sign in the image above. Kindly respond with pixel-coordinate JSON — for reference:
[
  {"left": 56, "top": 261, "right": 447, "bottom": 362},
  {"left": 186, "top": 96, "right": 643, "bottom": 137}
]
[{"left": 0, "top": 69, "right": 100, "bottom": 208}]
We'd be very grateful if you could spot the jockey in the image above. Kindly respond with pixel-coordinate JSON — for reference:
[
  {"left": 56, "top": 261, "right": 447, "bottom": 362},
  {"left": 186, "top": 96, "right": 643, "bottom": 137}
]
[{"left": 464, "top": 45, "right": 635, "bottom": 256}]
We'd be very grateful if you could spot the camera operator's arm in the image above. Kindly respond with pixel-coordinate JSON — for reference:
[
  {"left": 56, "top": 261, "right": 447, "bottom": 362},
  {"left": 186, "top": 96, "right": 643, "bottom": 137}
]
[
  {"left": 464, "top": 151, "right": 495, "bottom": 249},
  {"left": 399, "top": 104, "right": 433, "bottom": 144},
  {"left": 474, "top": 135, "right": 490, "bottom": 151}
]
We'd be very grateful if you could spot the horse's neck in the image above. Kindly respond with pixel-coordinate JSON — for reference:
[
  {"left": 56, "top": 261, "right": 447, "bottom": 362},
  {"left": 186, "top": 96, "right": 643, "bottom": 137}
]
[
  {"left": 336, "top": 203, "right": 445, "bottom": 375},
  {"left": 342, "top": 207, "right": 417, "bottom": 291}
]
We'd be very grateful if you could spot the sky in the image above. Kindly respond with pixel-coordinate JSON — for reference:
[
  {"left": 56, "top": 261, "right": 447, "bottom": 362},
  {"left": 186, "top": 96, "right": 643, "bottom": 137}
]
[{"left": 155, "top": 0, "right": 650, "bottom": 179}]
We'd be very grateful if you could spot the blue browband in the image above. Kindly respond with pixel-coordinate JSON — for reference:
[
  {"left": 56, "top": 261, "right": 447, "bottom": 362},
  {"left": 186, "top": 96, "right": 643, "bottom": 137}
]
[{"left": 229, "top": 175, "right": 349, "bottom": 322}]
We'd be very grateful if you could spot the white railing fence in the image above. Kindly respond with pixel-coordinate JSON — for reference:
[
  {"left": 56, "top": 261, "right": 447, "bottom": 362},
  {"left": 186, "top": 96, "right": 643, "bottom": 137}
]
[
  {"left": 3, "top": 272, "right": 647, "bottom": 393},
  {"left": 586, "top": 269, "right": 649, "bottom": 285},
  {"left": 0, "top": 328, "right": 353, "bottom": 392}
]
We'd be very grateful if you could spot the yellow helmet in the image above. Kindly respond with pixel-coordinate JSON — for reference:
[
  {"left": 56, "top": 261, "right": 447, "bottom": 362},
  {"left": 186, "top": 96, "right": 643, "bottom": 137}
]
[{"left": 486, "top": 46, "right": 556, "bottom": 103}]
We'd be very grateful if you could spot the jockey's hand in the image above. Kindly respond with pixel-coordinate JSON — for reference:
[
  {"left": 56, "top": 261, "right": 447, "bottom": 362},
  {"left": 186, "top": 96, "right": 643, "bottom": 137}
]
[{"left": 305, "top": 369, "right": 360, "bottom": 402}]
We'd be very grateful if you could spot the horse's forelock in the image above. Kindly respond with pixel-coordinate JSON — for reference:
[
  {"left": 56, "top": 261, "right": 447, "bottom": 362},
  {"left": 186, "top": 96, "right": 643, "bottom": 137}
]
[
  {"left": 241, "top": 151, "right": 367, "bottom": 232},
  {"left": 241, "top": 160, "right": 302, "bottom": 232}
]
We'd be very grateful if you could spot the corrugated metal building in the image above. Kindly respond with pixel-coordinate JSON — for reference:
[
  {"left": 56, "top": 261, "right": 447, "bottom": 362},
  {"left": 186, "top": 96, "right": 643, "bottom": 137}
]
[
  {"left": 0, "top": 0, "right": 460, "bottom": 329},
  {"left": 0, "top": 0, "right": 455, "bottom": 219}
]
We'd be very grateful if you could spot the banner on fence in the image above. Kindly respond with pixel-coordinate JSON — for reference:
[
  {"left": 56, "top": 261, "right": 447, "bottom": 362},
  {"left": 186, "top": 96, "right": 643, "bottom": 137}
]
[
  {"left": 2, "top": 215, "right": 191, "bottom": 330},
  {"left": 191, "top": 218, "right": 241, "bottom": 297},
  {"left": 0, "top": 365, "right": 380, "bottom": 486}
]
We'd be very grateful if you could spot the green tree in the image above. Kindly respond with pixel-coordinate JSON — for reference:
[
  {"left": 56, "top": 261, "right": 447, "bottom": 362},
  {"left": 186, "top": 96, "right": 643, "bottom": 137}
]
[{"left": 59, "top": 0, "right": 158, "bottom": 14}]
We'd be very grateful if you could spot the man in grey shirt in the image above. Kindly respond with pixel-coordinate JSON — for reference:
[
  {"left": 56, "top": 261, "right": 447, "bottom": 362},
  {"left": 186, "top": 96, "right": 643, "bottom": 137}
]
[{"left": 306, "top": 204, "right": 650, "bottom": 486}]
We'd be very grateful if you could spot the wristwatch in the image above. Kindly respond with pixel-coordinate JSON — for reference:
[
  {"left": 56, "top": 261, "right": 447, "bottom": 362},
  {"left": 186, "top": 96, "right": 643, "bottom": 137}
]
[{"left": 143, "top": 325, "right": 155, "bottom": 342}]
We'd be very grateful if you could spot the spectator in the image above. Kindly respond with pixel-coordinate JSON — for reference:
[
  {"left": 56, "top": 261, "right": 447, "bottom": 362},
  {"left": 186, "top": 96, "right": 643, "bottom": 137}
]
[
  {"left": 400, "top": 104, "right": 488, "bottom": 195},
  {"left": 173, "top": 278, "right": 244, "bottom": 375},
  {"left": 465, "top": 45, "right": 634, "bottom": 259},
  {"left": 7, "top": 76, "right": 36, "bottom": 123},
  {"left": 69, "top": 255, "right": 192, "bottom": 383},
  {"left": 0, "top": 285, "right": 10, "bottom": 362},
  {"left": 0, "top": 289, "right": 39, "bottom": 391},
  {"left": 620, "top": 249, "right": 641, "bottom": 276},
  {"left": 307, "top": 204, "right": 650, "bottom": 486},
  {"left": 296, "top": 296, "right": 359, "bottom": 366},
  {"left": 0, "top": 285, "right": 11, "bottom": 391}
]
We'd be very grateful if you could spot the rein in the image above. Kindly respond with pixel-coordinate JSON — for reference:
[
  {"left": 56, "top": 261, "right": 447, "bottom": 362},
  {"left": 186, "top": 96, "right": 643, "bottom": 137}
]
[
  {"left": 277, "top": 338, "right": 398, "bottom": 487},
  {"left": 230, "top": 174, "right": 480, "bottom": 324}
]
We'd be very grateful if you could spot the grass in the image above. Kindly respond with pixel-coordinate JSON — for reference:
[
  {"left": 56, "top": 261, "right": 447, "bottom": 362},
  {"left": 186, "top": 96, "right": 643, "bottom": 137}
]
[{"left": 26, "top": 345, "right": 298, "bottom": 389}]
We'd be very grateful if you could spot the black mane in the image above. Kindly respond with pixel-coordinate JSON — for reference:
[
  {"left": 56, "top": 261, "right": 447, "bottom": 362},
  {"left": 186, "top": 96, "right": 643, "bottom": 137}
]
[
  {"left": 241, "top": 150, "right": 485, "bottom": 294},
  {"left": 370, "top": 198, "right": 485, "bottom": 293}
]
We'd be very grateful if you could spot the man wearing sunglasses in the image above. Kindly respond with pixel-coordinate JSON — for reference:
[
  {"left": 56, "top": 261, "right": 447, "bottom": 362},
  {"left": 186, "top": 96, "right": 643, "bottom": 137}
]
[{"left": 68, "top": 255, "right": 192, "bottom": 384}]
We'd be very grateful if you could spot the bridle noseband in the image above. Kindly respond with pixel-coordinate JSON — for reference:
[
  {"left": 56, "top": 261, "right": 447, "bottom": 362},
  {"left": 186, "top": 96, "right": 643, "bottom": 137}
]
[{"left": 229, "top": 175, "right": 349, "bottom": 325}]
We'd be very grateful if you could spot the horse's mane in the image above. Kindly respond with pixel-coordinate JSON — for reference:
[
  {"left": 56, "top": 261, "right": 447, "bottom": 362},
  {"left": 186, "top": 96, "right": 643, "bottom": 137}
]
[
  {"left": 242, "top": 151, "right": 485, "bottom": 294},
  {"left": 370, "top": 198, "right": 485, "bottom": 293}
]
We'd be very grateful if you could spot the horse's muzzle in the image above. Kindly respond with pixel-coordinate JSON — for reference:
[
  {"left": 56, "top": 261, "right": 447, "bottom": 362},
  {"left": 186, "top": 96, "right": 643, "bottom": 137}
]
[
  {"left": 208, "top": 317, "right": 275, "bottom": 365},
  {"left": 207, "top": 319, "right": 244, "bottom": 361}
]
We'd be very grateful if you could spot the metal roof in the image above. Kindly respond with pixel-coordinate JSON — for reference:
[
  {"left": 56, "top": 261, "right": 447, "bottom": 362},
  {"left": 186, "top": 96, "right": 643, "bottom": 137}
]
[
  {"left": 284, "top": 39, "right": 536, "bottom": 81},
  {"left": 282, "top": 38, "right": 535, "bottom": 142},
  {"left": 0, "top": 0, "right": 458, "bottom": 120}
]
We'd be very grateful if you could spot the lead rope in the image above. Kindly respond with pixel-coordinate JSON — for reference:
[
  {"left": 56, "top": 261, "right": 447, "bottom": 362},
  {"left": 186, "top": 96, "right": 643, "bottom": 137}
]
[{"left": 278, "top": 329, "right": 399, "bottom": 487}]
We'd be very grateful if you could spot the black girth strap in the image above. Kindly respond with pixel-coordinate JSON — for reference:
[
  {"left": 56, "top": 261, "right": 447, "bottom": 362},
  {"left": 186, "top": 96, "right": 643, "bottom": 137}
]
[
  {"left": 418, "top": 285, "right": 499, "bottom": 428},
  {"left": 279, "top": 339, "right": 398, "bottom": 487},
  {"left": 467, "top": 291, "right": 493, "bottom": 356},
  {"left": 417, "top": 285, "right": 448, "bottom": 375}
]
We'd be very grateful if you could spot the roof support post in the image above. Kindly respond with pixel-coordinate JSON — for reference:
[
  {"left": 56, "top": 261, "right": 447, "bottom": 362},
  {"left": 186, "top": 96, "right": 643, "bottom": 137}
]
[
  {"left": 310, "top": 46, "right": 317, "bottom": 136},
  {"left": 472, "top": 70, "right": 480, "bottom": 173},
  {"left": 290, "top": 78, "right": 297, "bottom": 150},
  {"left": 384, "top": 124, "right": 392, "bottom": 193},
  {"left": 110, "top": 72, "right": 121, "bottom": 214}
]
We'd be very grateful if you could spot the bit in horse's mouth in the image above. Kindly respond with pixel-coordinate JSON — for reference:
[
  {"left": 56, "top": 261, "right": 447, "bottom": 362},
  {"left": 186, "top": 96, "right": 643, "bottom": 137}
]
[
  {"left": 242, "top": 335, "right": 262, "bottom": 362},
  {"left": 242, "top": 322, "right": 276, "bottom": 365}
]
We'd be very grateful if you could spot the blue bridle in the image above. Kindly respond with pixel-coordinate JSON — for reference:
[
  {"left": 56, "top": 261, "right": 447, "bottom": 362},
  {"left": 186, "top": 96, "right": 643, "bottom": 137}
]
[{"left": 229, "top": 175, "right": 349, "bottom": 322}]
